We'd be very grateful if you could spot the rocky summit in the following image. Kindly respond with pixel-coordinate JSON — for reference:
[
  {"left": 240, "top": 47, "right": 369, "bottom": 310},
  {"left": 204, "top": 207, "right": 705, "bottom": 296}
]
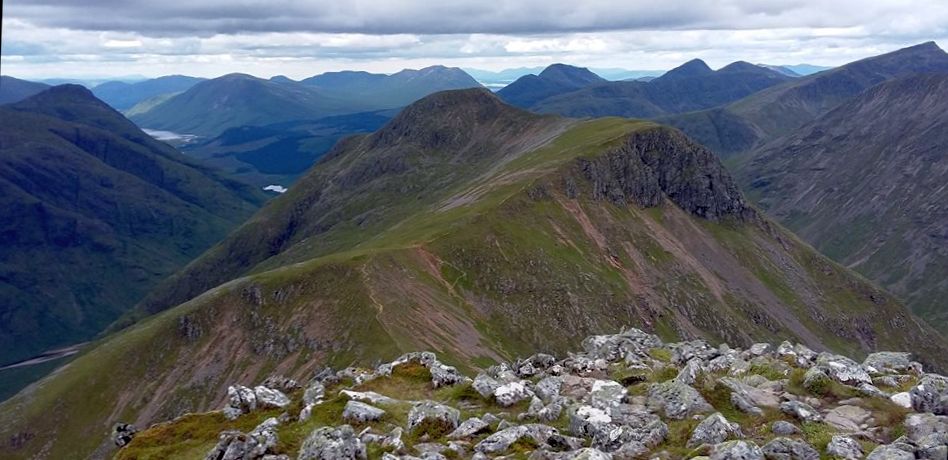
[{"left": 114, "top": 328, "right": 948, "bottom": 460}]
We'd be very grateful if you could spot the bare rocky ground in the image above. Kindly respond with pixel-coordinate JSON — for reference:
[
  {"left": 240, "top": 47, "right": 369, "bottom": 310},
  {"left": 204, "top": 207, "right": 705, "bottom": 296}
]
[{"left": 113, "top": 328, "right": 948, "bottom": 460}]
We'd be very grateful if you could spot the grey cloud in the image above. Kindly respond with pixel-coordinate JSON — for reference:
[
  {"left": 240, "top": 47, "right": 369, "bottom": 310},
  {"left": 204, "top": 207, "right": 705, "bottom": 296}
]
[{"left": 7, "top": 0, "right": 929, "bottom": 36}]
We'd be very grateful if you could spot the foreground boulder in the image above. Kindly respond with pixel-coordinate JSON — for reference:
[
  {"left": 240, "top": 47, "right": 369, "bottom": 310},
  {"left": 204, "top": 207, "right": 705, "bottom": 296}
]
[{"left": 298, "top": 425, "right": 366, "bottom": 460}]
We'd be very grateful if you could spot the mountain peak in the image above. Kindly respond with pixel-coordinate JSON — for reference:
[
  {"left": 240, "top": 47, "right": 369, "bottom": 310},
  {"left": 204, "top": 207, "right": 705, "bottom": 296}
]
[
  {"left": 12, "top": 84, "right": 115, "bottom": 116},
  {"left": 370, "top": 88, "right": 531, "bottom": 149},
  {"left": 538, "top": 63, "right": 605, "bottom": 85},
  {"left": 660, "top": 59, "right": 714, "bottom": 79},
  {"left": 718, "top": 61, "right": 764, "bottom": 73}
]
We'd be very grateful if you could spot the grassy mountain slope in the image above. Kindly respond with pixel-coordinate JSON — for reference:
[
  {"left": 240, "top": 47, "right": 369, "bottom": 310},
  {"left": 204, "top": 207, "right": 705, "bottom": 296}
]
[
  {"left": 130, "top": 74, "right": 368, "bottom": 137},
  {"left": 91, "top": 75, "right": 204, "bottom": 111},
  {"left": 735, "top": 73, "right": 948, "bottom": 329},
  {"left": 523, "top": 60, "right": 791, "bottom": 118},
  {"left": 3, "top": 89, "right": 943, "bottom": 459},
  {"left": 661, "top": 41, "right": 948, "bottom": 157},
  {"left": 0, "top": 76, "right": 50, "bottom": 104},
  {"left": 0, "top": 85, "right": 265, "bottom": 371}
]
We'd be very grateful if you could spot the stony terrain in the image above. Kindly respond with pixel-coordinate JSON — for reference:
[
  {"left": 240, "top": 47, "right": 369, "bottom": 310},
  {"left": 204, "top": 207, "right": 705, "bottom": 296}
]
[{"left": 114, "top": 327, "right": 948, "bottom": 459}]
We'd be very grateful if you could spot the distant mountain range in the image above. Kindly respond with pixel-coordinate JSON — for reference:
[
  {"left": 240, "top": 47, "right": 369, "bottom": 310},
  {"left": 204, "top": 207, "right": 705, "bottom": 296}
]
[
  {"left": 498, "top": 60, "right": 793, "bottom": 118},
  {"left": 465, "top": 66, "right": 665, "bottom": 87},
  {"left": 736, "top": 72, "right": 948, "bottom": 329},
  {"left": 91, "top": 75, "right": 205, "bottom": 110},
  {"left": 0, "top": 85, "right": 264, "bottom": 386},
  {"left": 5, "top": 88, "right": 944, "bottom": 459},
  {"left": 0, "top": 76, "right": 49, "bottom": 104},
  {"left": 661, "top": 42, "right": 948, "bottom": 158}
]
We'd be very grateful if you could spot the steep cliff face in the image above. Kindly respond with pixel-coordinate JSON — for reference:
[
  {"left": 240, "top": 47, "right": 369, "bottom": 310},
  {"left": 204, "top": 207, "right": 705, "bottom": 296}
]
[
  {"left": 2, "top": 89, "right": 944, "bottom": 459},
  {"left": 579, "top": 129, "right": 752, "bottom": 220}
]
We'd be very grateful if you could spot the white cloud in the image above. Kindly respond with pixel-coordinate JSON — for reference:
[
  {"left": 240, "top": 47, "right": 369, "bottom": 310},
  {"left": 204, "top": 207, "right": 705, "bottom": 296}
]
[{"left": 1, "top": 0, "right": 946, "bottom": 78}]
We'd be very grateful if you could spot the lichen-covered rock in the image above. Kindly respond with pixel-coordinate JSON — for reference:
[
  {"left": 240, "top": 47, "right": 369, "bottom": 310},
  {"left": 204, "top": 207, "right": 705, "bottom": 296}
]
[
  {"left": 408, "top": 401, "right": 461, "bottom": 436},
  {"left": 474, "top": 424, "right": 556, "bottom": 454},
  {"left": 865, "top": 445, "right": 914, "bottom": 460},
  {"left": 298, "top": 425, "right": 366, "bottom": 460},
  {"left": 206, "top": 417, "right": 280, "bottom": 460},
  {"left": 223, "top": 385, "right": 258, "bottom": 420},
  {"left": 688, "top": 413, "right": 743, "bottom": 448},
  {"left": 771, "top": 421, "right": 800, "bottom": 436},
  {"left": 816, "top": 353, "right": 872, "bottom": 386},
  {"left": 447, "top": 417, "right": 491, "bottom": 439},
  {"left": 111, "top": 422, "right": 137, "bottom": 447},
  {"left": 261, "top": 375, "right": 300, "bottom": 392},
  {"left": 529, "top": 447, "right": 613, "bottom": 459},
  {"left": 253, "top": 386, "right": 290, "bottom": 409},
  {"left": 911, "top": 374, "right": 948, "bottom": 415},
  {"left": 647, "top": 380, "right": 714, "bottom": 419},
  {"left": 826, "top": 435, "right": 864, "bottom": 460},
  {"left": 863, "top": 353, "right": 920, "bottom": 376},
  {"left": 711, "top": 440, "right": 764, "bottom": 460},
  {"left": 761, "top": 437, "right": 819, "bottom": 460},
  {"left": 780, "top": 401, "right": 823, "bottom": 423},
  {"left": 473, "top": 373, "right": 502, "bottom": 398},
  {"left": 586, "top": 380, "right": 627, "bottom": 410},
  {"left": 342, "top": 401, "right": 386, "bottom": 423},
  {"left": 494, "top": 381, "right": 535, "bottom": 407}
]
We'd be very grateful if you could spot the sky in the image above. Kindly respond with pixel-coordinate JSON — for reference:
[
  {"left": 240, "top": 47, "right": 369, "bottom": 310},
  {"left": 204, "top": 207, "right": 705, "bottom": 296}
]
[{"left": 2, "top": 0, "right": 947, "bottom": 80}]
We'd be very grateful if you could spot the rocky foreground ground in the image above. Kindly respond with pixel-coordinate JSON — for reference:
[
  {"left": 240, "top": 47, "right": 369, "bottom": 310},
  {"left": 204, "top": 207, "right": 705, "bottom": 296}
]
[{"left": 114, "top": 328, "right": 948, "bottom": 459}]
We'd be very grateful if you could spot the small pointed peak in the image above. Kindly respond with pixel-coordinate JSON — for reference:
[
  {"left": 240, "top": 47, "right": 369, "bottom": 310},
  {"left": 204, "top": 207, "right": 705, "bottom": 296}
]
[{"left": 660, "top": 59, "right": 714, "bottom": 80}]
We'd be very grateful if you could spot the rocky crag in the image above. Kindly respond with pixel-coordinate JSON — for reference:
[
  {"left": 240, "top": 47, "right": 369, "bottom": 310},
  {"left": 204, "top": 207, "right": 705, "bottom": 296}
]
[{"left": 115, "top": 328, "right": 948, "bottom": 460}]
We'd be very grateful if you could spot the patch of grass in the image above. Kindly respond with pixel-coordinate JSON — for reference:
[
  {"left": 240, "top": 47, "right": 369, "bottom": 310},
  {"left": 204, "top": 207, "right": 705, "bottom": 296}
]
[
  {"left": 649, "top": 348, "right": 673, "bottom": 363},
  {"left": 801, "top": 422, "right": 836, "bottom": 451},
  {"left": 747, "top": 363, "right": 789, "bottom": 381},
  {"left": 117, "top": 410, "right": 281, "bottom": 460}
]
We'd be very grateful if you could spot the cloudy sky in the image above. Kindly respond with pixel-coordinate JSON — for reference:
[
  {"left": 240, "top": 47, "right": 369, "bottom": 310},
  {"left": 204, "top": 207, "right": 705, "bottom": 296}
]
[{"left": 2, "top": 0, "right": 947, "bottom": 79}]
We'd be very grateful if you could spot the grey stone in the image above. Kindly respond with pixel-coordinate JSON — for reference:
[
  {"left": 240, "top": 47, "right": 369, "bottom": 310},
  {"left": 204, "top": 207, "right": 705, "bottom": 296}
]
[
  {"left": 646, "top": 380, "right": 714, "bottom": 420},
  {"left": 253, "top": 386, "right": 290, "bottom": 409},
  {"left": 815, "top": 354, "right": 872, "bottom": 386},
  {"left": 112, "top": 422, "right": 138, "bottom": 447},
  {"left": 688, "top": 413, "right": 743, "bottom": 448},
  {"left": 447, "top": 417, "right": 491, "bottom": 439},
  {"left": 473, "top": 374, "right": 501, "bottom": 398},
  {"left": 224, "top": 385, "right": 257, "bottom": 420},
  {"left": 535, "top": 376, "right": 563, "bottom": 403},
  {"left": 771, "top": 421, "right": 800, "bottom": 436},
  {"left": 342, "top": 401, "right": 386, "bottom": 424},
  {"left": 408, "top": 401, "right": 460, "bottom": 435},
  {"left": 826, "top": 435, "right": 863, "bottom": 460},
  {"left": 761, "top": 437, "right": 819, "bottom": 460},
  {"left": 780, "top": 401, "right": 823, "bottom": 423},
  {"left": 824, "top": 405, "right": 872, "bottom": 432},
  {"left": 494, "top": 381, "right": 535, "bottom": 407},
  {"left": 298, "top": 425, "right": 366, "bottom": 460},
  {"left": 866, "top": 445, "right": 914, "bottom": 460},
  {"left": 911, "top": 374, "right": 948, "bottom": 415},
  {"left": 710, "top": 440, "right": 765, "bottom": 460},
  {"left": 863, "top": 353, "right": 920, "bottom": 376}
]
